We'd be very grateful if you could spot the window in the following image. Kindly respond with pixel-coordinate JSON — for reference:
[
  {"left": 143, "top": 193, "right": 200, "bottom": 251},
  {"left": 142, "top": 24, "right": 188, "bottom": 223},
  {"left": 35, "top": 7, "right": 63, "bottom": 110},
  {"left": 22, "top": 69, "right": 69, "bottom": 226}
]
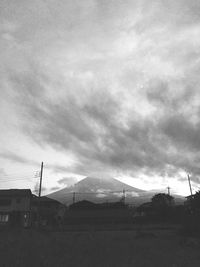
[
  {"left": 0, "top": 199, "right": 11, "bottom": 206},
  {"left": 0, "top": 214, "right": 9, "bottom": 222}
]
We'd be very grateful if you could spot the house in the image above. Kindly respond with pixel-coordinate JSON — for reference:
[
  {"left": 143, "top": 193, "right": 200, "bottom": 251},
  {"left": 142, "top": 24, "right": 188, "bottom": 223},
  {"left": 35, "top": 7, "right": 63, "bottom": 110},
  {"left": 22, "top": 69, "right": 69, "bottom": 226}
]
[
  {"left": 0, "top": 189, "right": 66, "bottom": 228},
  {"left": 69, "top": 200, "right": 98, "bottom": 210},
  {"left": 69, "top": 200, "right": 128, "bottom": 210},
  {"left": 65, "top": 200, "right": 132, "bottom": 224},
  {"left": 185, "top": 195, "right": 194, "bottom": 204},
  {"left": 0, "top": 189, "right": 32, "bottom": 227},
  {"left": 31, "top": 196, "right": 66, "bottom": 227}
]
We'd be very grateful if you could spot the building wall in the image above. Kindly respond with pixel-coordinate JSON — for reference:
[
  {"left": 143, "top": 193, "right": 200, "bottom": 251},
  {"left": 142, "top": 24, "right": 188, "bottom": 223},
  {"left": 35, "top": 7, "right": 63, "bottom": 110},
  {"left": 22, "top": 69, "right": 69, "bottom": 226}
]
[{"left": 0, "top": 196, "right": 31, "bottom": 212}]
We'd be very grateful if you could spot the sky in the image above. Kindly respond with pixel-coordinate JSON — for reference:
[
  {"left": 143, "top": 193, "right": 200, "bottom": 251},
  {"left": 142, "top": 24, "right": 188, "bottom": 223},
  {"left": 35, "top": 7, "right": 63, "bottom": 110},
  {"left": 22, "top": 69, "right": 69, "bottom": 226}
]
[{"left": 0, "top": 0, "right": 200, "bottom": 196}]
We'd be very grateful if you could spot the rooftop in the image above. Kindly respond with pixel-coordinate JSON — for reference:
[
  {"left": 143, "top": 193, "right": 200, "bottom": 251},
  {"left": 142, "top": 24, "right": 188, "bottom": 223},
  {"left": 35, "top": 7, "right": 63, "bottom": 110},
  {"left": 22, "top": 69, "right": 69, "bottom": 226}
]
[{"left": 0, "top": 189, "right": 32, "bottom": 197}]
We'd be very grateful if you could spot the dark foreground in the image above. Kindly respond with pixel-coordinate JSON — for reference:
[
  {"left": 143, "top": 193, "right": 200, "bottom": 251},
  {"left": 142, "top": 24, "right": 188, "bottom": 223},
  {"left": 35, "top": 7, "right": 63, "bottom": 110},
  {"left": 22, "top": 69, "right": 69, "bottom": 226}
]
[{"left": 0, "top": 225, "right": 200, "bottom": 267}]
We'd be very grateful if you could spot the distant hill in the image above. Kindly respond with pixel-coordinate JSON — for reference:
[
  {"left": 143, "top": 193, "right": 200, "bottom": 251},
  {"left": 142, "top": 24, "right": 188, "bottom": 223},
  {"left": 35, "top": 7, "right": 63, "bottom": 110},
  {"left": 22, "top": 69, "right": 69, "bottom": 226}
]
[{"left": 47, "top": 176, "right": 185, "bottom": 206}]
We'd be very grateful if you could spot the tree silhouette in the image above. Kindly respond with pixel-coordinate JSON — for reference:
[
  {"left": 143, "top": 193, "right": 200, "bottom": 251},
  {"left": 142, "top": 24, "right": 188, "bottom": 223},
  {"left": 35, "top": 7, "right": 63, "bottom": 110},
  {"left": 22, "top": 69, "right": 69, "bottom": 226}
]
[
  {"left": 151, "top": 193, "right": 174, "bottom": 220},
  {"left": 184, "top": 191, "right": 200, "bottom": 235},
  {"left": 152, "top": 193, "right": 174, "bottom": 208},
  {"left": 190, "top": 191, "right": 200, "bottom": 210}
]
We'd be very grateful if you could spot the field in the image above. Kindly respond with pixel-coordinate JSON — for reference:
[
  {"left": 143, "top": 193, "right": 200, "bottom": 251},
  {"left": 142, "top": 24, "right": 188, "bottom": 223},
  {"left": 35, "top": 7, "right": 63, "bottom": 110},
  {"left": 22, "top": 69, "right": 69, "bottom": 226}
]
[{"left": 0, "top": 226, "right": 200, "bottom": 267}]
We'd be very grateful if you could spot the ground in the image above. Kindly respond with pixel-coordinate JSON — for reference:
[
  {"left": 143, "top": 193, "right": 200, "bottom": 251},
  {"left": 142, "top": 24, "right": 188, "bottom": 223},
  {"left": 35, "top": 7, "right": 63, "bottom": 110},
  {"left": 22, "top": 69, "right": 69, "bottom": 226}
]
[{"left": 0, "top": 226, "right": 200, "bottom": 267}]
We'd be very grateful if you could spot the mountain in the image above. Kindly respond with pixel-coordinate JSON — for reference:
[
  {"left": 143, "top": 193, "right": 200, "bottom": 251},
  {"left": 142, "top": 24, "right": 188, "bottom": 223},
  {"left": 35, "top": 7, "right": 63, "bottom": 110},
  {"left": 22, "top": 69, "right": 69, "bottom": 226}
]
[
  {"left": 47, "top": 177, "right": 185, "bottom": 206},
  {"left": 47, "top": 176, "right": 145, "bottom": 205}
]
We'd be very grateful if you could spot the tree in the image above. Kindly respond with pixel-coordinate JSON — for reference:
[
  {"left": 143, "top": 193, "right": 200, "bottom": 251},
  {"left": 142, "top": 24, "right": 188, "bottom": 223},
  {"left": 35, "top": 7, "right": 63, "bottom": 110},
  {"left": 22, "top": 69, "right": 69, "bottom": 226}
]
[
  {"left": 151, "top": 193, "right": 174, "bottom": 208},
  {"left": 190, "top": 191, "right": 200, "bottom": 210},
  {"left": 151, "top": 193, "right": 174, "bottom": 220},
  {"left": 184, "top": 191, "right": 200, "bottom": 235}
]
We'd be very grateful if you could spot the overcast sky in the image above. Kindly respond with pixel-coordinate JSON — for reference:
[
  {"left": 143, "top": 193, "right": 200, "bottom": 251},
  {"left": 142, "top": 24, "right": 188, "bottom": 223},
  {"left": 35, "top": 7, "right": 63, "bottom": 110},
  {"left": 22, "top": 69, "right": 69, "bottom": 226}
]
[{"left": 0, "top": 0, "right": 200, "bottom": 195}]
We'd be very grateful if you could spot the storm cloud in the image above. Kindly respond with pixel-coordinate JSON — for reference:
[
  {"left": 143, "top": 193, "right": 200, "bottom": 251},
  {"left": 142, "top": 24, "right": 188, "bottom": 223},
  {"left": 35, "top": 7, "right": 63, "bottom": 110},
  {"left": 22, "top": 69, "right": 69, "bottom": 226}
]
[{"left": 1, "top": 0, "right": 200, "bottom": 193}]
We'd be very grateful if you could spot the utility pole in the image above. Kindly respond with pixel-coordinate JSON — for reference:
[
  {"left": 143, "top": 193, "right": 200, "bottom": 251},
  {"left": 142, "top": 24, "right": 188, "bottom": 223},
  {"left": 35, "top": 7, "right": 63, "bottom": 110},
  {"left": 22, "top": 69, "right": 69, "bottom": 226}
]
[
  {"left": 38, "top": 162, "right": 43, "bottom": 227},
  {"left": 167, "top": 186, "right": 171, "bottom": 195},
  {"left": 187, "top": 174, "right": 193, "bottom": 196},
  {"left": 73, "top": 192, "right": 76, "bottom": 204},
  {"left": 121, "top": 189, "right": 126, "bottom": 204},
  {"left": 39, "top": 162, "right": 44, "bottom": 198}
]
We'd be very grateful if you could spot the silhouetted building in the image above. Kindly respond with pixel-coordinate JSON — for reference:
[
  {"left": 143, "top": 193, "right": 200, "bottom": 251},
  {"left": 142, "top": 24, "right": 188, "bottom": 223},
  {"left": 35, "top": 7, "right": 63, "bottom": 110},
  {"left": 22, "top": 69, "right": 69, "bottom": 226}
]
[
  {"left": 0, "top": 189, "right": 32, "bottom": 227},
  {"left": 69, "top": 200, "right": 128, "bottom": 210},
  {"left": 69, "top": 200, "right": 97, "bottom": 210},
  {"left": 185, "top": 195, "right": 195, "bottom": 204},
  {"left": 65, "top": 200, "right": 132, "bottom": 224},
  {"left": 31, "top": 196, "right": 66, "bottom": 227}
]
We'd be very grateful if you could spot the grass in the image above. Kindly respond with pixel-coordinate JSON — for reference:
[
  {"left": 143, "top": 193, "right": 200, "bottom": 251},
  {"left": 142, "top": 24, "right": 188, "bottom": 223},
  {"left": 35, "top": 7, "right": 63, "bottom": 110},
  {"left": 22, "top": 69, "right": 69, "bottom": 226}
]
[{"left": 0, "top": 226, "right": 200, "bottom": 267}]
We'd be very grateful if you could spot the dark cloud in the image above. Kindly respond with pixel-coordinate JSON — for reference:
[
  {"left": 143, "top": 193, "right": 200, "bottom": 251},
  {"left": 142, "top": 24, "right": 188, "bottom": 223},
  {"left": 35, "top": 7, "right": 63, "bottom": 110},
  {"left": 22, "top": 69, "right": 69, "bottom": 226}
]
[
  {"left": 160, "top": 114, "right": 200, "bottom": 151},
  {"left": 1, "top": 0, "right": 200, "bottom": 193},
  {"left": 6, "top": 63, "right": 200, "bottom": 185},
  {"left": 146, "top": 80, "right": 197, "bottom": 112}
]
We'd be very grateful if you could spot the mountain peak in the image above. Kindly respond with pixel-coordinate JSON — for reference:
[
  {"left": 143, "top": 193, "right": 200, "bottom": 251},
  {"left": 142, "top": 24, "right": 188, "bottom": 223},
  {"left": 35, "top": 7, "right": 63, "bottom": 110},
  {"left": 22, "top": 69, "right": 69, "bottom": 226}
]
[
  {"left": 74, "top": 176, "right": 145, "bottom": 192},
  {"left": 47, "top": 176, "right": 146, "bottom": 204}
]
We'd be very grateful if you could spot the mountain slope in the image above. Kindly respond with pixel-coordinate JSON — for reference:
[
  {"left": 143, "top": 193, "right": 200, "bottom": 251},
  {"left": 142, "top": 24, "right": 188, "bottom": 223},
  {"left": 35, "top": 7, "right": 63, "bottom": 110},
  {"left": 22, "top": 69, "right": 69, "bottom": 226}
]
[
  {"left": 47, "top": 176, "right": 146, "bottom": 205},
  {"left": 47, "top": 176, "right": 185, "bottom": 206}
]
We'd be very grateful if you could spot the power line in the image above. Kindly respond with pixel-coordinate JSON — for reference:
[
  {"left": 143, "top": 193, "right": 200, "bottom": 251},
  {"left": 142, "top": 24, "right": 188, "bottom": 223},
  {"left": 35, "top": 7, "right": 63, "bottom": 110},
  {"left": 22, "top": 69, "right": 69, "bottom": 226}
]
[
  {"left": 0, "top": 174, "right": 36, "bottom": 178},
  {"left": 0, "top": 173, "right": 40, "bottom": 183},
  {"left": 1, "top": 171, "right": 36, "bottom": 176},
  {"left": 0, "top": 170, "right": 41, "bottom": 180},
  {"left": 0, "top": 179, "right": 33, "bottom": 182},
  {"left": 0, "top": 176, "right": 38, "bottom": 181},
  {"left": 0, "top": 172, "right": 38, "bottom": 177}
]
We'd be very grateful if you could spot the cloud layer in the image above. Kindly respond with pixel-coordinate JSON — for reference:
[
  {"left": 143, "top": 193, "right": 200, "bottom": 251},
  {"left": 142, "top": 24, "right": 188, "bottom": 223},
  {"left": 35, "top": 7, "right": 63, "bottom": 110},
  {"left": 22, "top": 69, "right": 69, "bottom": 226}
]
[{"left": 1, "top": 0, "right": 200, "bottom": 193}]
